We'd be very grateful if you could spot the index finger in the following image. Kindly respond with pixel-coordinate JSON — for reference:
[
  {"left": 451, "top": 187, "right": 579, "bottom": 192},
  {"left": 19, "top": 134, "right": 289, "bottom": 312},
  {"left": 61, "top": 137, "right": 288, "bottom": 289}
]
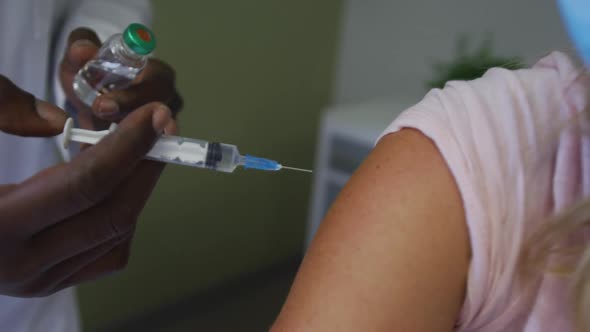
[
  {"left": 59, "top": 28, "right": 101, "bottom": 114},
  {"left": 0, "top": 102, "right": 171, "bottom": 235},
  {"left": 60, "top": 28, "right": 101, "bottom": 76}
]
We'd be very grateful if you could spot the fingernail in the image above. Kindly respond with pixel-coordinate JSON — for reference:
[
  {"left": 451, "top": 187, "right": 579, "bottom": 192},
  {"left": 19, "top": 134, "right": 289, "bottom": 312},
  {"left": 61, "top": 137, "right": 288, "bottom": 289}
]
[
  {"left": 36, "top": 100, "right": 53, "bottom": 120},
  {"left": 164, "top": 120, "right": 178, "bottom": 135},
  {"left": 36, "top": 100, "right": 66, "bottom": 125},
  {"left": 71, "top": 39, "right": 95, "bottom": 50},
  {"left": 153, "top": 105, "right": 171, "bottom": 133},
  {"left": 97, "top": 98, "right": 119, "bottom": 115}
]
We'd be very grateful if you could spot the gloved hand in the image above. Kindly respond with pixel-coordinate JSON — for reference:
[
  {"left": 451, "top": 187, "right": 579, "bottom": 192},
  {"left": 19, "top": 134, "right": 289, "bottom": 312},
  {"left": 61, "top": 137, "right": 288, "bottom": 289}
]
[{"left": 0, "top": 75, "right": 174, "bottom": 297}]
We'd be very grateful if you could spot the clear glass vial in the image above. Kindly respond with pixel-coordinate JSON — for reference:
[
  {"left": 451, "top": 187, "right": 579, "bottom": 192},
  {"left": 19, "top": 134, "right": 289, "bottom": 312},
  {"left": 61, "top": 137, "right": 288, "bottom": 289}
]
[{"left": 73, "top": 23, "right": 156, "bottom": 106}]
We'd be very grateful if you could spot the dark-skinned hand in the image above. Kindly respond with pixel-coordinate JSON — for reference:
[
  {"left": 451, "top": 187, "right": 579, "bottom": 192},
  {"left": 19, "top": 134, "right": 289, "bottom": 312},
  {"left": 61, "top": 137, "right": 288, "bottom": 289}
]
[
  {"left": 0, "top": 25, "right": 181, "bottom": 296},
  {"left": 59, "top": 27, "right": 182, "bottom": 130}
]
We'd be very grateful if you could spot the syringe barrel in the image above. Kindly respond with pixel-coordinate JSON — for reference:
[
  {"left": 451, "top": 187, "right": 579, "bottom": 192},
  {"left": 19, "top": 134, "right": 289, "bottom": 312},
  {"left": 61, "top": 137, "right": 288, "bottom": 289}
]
[
  {"left": 146, "top": 135, "right": 241, "bottom": 172},
  {"left": 212, "top": 143, "right": 243, "bottom": 172}
]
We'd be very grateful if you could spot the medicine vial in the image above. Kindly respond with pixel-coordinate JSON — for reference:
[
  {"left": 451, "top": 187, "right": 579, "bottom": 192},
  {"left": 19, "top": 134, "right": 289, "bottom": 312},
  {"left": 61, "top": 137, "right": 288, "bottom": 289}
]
[{"left": 73, "top": 23, "right": 156, "bottom": 106}]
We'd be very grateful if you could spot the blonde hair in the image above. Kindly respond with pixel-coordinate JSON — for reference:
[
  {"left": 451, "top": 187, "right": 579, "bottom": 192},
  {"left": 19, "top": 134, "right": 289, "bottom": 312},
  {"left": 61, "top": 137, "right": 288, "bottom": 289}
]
[
  {"left": 516, "top": 49, "right": 590, "bottom": 331},
  {"left": 522, "top": 198, "right": 590, "bottom": 331}
]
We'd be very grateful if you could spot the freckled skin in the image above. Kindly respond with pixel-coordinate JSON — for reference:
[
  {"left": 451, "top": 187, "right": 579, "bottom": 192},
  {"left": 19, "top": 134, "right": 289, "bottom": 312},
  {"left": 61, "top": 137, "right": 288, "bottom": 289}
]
[{"left": 271, "top": 129, "right": 470, "bottom": 332}]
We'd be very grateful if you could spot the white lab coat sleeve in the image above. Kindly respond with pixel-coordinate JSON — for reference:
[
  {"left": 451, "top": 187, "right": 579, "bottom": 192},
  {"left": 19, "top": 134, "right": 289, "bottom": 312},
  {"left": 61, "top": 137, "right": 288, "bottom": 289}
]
[{"left": 51, "top": 0, "right": 153, "bottom": 161}]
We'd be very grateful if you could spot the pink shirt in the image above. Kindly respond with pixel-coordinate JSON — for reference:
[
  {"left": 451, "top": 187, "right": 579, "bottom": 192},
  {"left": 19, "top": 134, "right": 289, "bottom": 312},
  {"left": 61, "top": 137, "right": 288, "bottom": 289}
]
[{"left": 380, "top": 52, "right": 590, "bottom": 331}]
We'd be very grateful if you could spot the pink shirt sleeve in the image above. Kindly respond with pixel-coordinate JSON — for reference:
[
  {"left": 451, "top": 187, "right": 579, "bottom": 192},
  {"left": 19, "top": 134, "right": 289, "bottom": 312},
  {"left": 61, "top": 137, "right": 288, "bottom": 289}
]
[{"left": 377, "top": 52, "right": 588, "bottom": 331}]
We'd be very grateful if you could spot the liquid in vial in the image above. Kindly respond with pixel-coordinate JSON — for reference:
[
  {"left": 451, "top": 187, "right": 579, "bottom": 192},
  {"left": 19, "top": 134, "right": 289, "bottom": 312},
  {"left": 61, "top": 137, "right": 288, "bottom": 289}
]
[{"left": 73, "top": 23, "right": 156, "bottom": 107}]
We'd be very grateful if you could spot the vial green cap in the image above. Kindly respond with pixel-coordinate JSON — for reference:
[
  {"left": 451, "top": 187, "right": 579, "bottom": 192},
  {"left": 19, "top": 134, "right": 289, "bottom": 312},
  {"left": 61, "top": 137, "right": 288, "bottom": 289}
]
[{"left": 123, "top": 23, "right": 156, "bottom": 55}]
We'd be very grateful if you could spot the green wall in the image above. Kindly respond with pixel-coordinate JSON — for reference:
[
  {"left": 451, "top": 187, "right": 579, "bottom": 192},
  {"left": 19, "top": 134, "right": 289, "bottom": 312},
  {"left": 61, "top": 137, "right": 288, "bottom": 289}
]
[{"left": 78, "top": 0, "right": 343, "bottom": 329}]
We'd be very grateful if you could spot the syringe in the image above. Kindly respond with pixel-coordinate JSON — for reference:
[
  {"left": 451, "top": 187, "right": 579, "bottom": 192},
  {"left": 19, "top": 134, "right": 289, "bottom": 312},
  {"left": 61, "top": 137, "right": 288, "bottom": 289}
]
[{"left": 62, "top": 118, "right": 312, "bottom": 173}]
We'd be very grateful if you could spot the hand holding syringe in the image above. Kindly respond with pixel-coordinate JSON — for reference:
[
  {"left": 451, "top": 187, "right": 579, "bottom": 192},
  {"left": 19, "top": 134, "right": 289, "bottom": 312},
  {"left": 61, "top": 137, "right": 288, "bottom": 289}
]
[{"left": 62, "top": 119, "right": 312, "bottom": 173}]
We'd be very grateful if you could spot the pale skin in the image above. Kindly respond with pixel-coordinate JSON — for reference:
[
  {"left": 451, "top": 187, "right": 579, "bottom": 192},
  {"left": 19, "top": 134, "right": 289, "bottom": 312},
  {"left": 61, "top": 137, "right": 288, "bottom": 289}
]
[{"left": 271, "top": 129, "right": 471, "bottom": 331}]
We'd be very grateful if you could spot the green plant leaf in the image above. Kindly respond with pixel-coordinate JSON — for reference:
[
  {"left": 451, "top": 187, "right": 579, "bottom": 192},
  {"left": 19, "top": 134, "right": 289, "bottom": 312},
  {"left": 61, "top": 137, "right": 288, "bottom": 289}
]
[{"left": 426, "top": 35, "right": 525, "bottom": 90}]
